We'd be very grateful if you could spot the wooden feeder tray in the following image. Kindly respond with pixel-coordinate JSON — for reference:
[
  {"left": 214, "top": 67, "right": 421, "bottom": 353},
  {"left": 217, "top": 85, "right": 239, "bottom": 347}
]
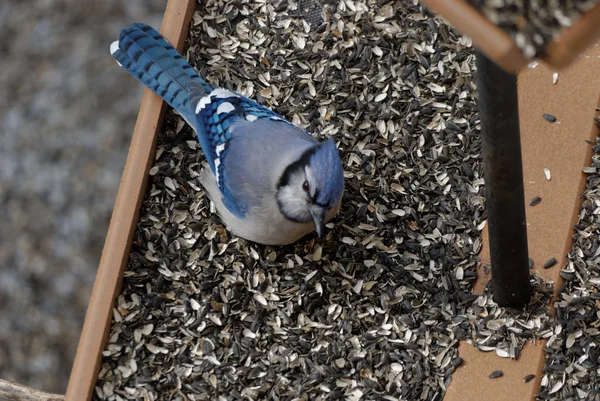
[
  {"left": 3, "top": 1, "right": 598, "bottom": 400},
  {"left": 421, "top": 0, "right": 600, "bottom": 72}
]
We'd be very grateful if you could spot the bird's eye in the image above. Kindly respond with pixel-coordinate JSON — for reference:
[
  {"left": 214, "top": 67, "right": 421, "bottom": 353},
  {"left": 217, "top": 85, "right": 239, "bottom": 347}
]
[{"left": 302, "top": 180, "right": 309, "bottom": 192}]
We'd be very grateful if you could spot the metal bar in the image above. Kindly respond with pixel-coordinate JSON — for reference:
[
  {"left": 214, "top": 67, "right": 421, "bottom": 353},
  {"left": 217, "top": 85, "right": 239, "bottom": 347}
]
[{"left": 475, "top": 51, "right": 531, "bottom": 307}]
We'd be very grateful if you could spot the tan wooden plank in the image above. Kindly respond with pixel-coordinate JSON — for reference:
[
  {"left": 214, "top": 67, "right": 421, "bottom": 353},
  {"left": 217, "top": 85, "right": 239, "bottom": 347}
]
[{"left": 445, "top": 42, "right": 600, "bottom": 401}]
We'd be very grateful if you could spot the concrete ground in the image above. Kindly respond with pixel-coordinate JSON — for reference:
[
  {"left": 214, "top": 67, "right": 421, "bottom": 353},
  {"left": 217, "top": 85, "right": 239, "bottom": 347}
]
[{"left": 0, "top": 0, "right": 166, "bottom": 393}]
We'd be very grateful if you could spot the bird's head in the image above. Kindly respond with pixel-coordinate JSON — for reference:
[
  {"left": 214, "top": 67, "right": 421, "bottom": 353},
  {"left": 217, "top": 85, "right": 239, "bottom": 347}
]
[{"left": 276, "top": 137, "right": 344, "bottom": 238}]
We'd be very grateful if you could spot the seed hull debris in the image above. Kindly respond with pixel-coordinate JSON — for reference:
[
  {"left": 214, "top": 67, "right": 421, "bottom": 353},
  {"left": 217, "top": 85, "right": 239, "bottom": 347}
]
[{"left": 94, "top": 1, "right": 561, "bottom": 400}]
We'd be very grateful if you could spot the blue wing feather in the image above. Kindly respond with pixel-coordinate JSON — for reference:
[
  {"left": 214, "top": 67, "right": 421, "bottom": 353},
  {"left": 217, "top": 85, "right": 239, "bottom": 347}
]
[
  {"left": 112, "top": 23, "right": 312, "bottom": 219},
  {"left": 190, "top": 90, "right": 307, "bottom": 218},
  {"left": 191, "top": 91, "right": 295, "bottom": 165}
]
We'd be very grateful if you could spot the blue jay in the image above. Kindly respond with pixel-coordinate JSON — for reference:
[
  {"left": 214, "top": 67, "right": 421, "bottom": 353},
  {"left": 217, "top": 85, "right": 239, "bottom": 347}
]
[{"left": 111, "top": 23, "right": 344, "bottom": 245}]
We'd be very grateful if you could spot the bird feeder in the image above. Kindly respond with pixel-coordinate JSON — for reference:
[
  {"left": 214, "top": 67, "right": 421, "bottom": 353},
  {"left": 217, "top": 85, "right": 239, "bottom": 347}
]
[{"left": 3, "top": 1, "right": 598, "bottom": 401}]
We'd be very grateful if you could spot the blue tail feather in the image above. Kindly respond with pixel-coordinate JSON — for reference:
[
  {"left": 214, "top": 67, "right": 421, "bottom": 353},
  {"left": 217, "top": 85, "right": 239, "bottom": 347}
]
[
  {"left": 117, "top": 33, "right": 188, "bottom": 108},
  {"left": 130, "top": 23, "right": 201, "bottom": 85},
  {"left": 111, "top": 23, "right": 212, "bottom": 124}
]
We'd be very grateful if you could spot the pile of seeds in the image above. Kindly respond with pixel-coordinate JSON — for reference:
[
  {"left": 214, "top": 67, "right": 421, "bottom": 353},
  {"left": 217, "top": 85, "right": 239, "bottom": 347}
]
[
  {"left": 465, "top": 275, "right": 554, "bottom": 360},
  {"left": 538, "top": 136, "right": 600, "bottom": 400},
  {"left": 94, "top": 1, "right": 555, "bottom": 400},
  {"left": 465, "top": 0, "right": 599, "bottom": 58}
]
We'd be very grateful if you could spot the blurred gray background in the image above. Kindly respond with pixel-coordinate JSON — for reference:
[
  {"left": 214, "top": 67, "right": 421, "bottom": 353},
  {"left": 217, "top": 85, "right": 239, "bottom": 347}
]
[{"left": 0, "top": 0, "right": 166, "bottom": 393}]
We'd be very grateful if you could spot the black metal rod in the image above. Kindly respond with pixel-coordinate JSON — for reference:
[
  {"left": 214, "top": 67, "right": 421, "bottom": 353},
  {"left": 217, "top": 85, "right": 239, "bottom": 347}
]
[{"left": 475, "top": 51, "right": 531, "bottom": 307}]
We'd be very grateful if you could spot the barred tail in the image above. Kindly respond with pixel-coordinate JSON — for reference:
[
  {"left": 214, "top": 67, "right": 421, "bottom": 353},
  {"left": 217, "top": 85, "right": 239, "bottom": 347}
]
[{"left": 110, "top": 23, "right": 211, "bottom": 124}]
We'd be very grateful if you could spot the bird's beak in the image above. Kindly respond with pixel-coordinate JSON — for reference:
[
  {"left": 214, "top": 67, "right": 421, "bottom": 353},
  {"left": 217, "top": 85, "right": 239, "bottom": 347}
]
[{"left": 310, "top": 207, "right": 325, "bottom": 238}]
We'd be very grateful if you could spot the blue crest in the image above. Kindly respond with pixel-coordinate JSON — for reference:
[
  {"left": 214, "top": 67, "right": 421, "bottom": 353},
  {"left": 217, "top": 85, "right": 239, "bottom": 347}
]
[{"left": 310, "top": 137, "right": 345, "bottom": 207}]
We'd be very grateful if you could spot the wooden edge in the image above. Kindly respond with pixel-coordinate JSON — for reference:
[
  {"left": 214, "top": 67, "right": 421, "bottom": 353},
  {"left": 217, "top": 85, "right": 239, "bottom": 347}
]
[
  {"left": 528, "top": 87, "right": 600, "bottom": 401},
  {"left": 64, "top": 1, "right": 196, "bottom": 400},
  {"left": 544, "top": 4, "right": 600, "bottom": 70},
  {"left": 0, "top": 378, "right": 64, "bottom": 401},
  {"left": 422, "top": 0, "right": 600, "bottom": 72},
  {"left": 420, "top": 0, "right": 527, "bottom": 73}
]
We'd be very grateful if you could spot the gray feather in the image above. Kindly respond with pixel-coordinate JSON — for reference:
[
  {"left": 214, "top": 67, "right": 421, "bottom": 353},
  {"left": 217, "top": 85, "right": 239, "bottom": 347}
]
[{"left": 222, "top": 119, "right": 317, "bottom": 213}]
